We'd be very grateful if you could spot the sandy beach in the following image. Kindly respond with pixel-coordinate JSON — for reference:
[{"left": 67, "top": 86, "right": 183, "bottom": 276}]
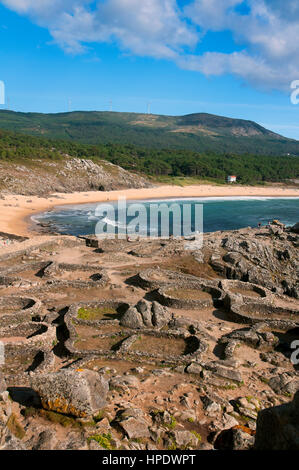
[{"left": 0, "top": 183, "right": 299, "bottom": 237}]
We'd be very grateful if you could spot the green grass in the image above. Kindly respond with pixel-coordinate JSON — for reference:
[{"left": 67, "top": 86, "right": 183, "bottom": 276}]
[
  {"left": 151, "top": 175, "right": 226, "bottom": 186},
  {"left": 191, "top": 430, "right": 202, "bottom": 443},
  {"left": 88, "top": 433, "right": 114, "bottom": 450},
  {"left": 164, "top": 415, "right": 177, "bottom": 430},
  {"left": 77, "top": 306, "right": 117, "bottom": 321}
]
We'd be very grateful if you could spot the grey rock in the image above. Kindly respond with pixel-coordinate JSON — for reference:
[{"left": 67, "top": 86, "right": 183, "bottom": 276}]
[
  {"left": 206, "top": 224, "right": 299, "bottom": 296},
  {"left": 152, "top": 410, "right": 174, "bottom": 428},
  {"left": 30, "top": 369, "right": 109, "bottom": 418},
  {"left": 55, "top": 431, "right": 88, "bottom": 450},
  {"left": 121, "top": 300, "right": 171, "bottom": 329},
  {"left": 167, "top": 430, "right": 199, "bottom": 449},
  {"left": 232, "top": 429, "right": 255, "bottom": 450},
  {"left": 110, "top": 375, "right": 140, "bottom": 391},
  {"left": 179, "top": 410, "right": 197, "bottom": 422},
  {"left": 32, "top": 429, "right": 58, "bottom": 450},
  {"left": 136, "top": 299, "right": 151, "bottom": 315},
  {"left": 186, "top": 362, "right": 202, "bottom": 375},
  {"left": 119, "top": 416, "right": 150, "bottom": 439},
  {"left": 269, "top": 373, "right": 299, "bottom": 395},
  {"left": 209, "top": 413, "right": 239, "bottom": 435},
  {"left": 205, "top": 361, "right": 243, "bottom": 383},
  {"left": 119, "top": 407, "right": 145, "bottom": 420},
  {"left": 201, "top": 396, "right": 221, "bottom": 416},
  {"left": 120, "top": 307, "right": 144, "bottom": 329},
  {"left": 238, "top": 407, "right": 258, "bottom": 421},
  {"left": 136, "top": 300, "right": 153, "bottom": 327},
  {"left": 151, "top": 302, "right": 171, "bottom": 328}
]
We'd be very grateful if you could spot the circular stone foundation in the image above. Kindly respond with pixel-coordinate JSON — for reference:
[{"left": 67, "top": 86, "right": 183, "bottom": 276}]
[
  {"left": 42, "top": 262, "right": 109, "bottom": 284},
  {"left": 137, "top": 268, "right": 205, "bottom": 289},
  {"left": 0, "top": 296, "right": 42, "bottom": 326},
  {"left": 220, "top": 280, "right": 271, "bottom": 302},
  {"left": 230, "top": 302, "right": 299, "bottom": 330},
  {"left": 0, "top": 322, "right": 49, "bottom": 343},
  {"left": 156, "top": 281, "right": 223, "bottom": 309},
  {"left": 123, "top": 332, "right": 205, "bottom": 362}
]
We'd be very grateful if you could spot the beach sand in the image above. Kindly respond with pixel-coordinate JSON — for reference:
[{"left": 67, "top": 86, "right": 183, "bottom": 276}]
[{"left": 0, "top": 183, "right": 298, "bottom": 237}]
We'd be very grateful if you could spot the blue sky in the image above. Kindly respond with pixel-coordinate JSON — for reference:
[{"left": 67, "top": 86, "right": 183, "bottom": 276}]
[{"left": 1, "top": 0, "right": 299, "bottom": 139}]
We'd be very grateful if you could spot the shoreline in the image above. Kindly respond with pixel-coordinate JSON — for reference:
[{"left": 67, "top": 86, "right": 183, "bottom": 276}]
[{"left": 0, "top": 183, "right": 299, "bottom": 238}]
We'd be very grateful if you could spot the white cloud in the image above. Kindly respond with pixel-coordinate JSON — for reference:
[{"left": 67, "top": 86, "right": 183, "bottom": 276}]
[
  {"left": 183, "top": 0, "right": 299, "bottom": 90},
  {"left": 1, "top": 0, "right": 88, "bottom": 20},
  {"left": 184, "top": 0, "right": 242, "bottom": 31},
  {"left": 1, "top": 0, "right": 299, "bottom": 91},
  {"left": 1, "top": 0, "right": 197, "bottom": 57}
]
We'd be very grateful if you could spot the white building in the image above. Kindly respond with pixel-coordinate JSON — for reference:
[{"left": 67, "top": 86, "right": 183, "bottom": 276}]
[{"left": 227, "top": 175, "right": 237, "bottom": 183}]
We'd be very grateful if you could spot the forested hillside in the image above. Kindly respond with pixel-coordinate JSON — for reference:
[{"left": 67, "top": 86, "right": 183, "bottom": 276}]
[
  {"left": 0, "top": 110, "right": 299, "bottom": 156},
  {"left": 0, "top": 128, "right": 298, "bottom": 185}
]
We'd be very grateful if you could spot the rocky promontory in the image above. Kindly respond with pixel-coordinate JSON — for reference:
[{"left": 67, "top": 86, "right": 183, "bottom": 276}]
[{"left": 0, "top": 157, "right": 152, "bottom": 196}]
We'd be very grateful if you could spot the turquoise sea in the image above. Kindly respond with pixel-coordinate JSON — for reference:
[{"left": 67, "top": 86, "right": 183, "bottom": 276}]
[{"left": 33, "top": 197, "right": 299, "bottom": 237}]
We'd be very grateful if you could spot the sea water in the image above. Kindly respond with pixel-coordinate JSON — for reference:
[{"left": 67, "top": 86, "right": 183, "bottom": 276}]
[{"left": 33, "top": 197, "right": 299, "bottom": 237}]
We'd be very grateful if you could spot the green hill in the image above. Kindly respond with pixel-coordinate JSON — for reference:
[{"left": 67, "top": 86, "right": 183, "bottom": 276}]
[
  {"left": 0, "top": 127, "right": 298, "bottom": 185},
  {"left": 0, "top": 110, "right": 298, "bottom": 156}
]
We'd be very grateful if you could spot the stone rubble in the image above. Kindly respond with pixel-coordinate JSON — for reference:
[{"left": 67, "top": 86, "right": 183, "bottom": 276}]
[{"left": 0, "top": 222, "right": 298, "bottom": 450}]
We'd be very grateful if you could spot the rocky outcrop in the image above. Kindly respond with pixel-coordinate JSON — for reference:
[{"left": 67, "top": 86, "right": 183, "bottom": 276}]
[
  {"left": 204, "top": 224, "right": 299, "bottom": 298},
  {"left": 254, "top": 391, "right": 299, "bottom": 450},
  {"left": 221, "top": 324, "right": 279, "bottom": 352},
  {"left": 0, "top": 158, "right": 152, "bottom": 196},
  {"left": 120, "top": 300, "right": 171, "bottom": 330},
  {"left": 203, "top": 360, "right": 243, "bottom": 383},
  {"left": 268, "top": 373, "right": 299, "bottom": 395},
  {"left": 30, "top": 369, "right": 109, "bottom": 418}
]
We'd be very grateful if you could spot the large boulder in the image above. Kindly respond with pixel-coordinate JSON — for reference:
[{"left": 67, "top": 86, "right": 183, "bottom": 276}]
[
  {"left": 120, "top": 307, "right": 144, "bottom": 329},
  {"left": 136, "top": 300, "right": 153, "bottom": 327},
  {"left": 30, "top": 369, "right": 109, "bottom": 418},
  {"left": 120, "top": 300, "right": 171, "bottom": 329},
  {"left": 151, "top": 301, "right": 171, "bottom": 328},
  {"left": 254, "top": 391, "right": 299, "bottom": 450}
]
